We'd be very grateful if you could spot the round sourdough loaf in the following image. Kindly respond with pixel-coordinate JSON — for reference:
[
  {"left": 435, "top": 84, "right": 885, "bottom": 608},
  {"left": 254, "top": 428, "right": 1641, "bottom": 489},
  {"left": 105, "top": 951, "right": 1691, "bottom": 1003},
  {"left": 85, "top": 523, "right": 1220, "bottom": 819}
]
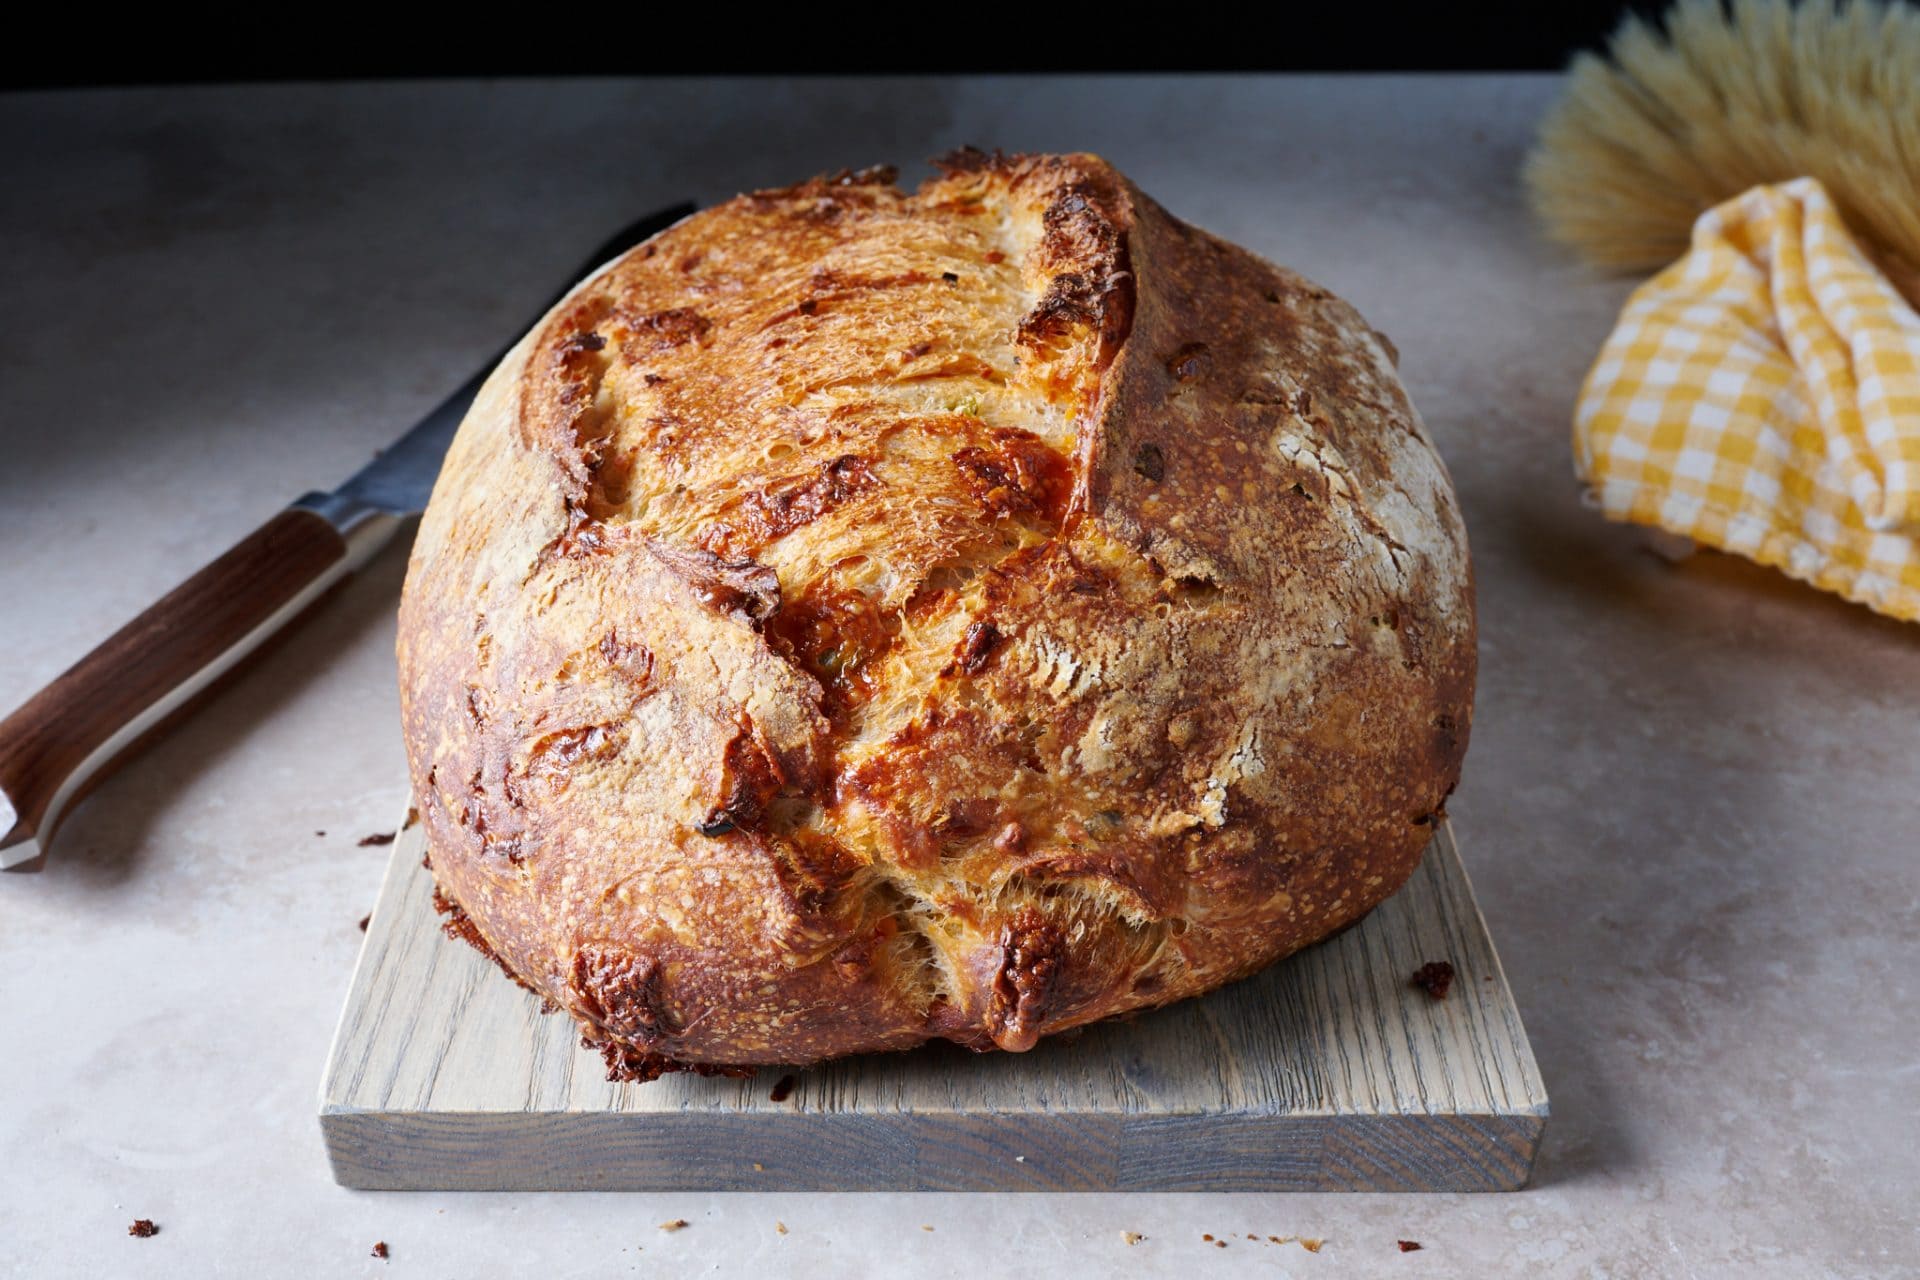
[{"left": 398, "top": 152, "right": 1474, "bottom": 1080}]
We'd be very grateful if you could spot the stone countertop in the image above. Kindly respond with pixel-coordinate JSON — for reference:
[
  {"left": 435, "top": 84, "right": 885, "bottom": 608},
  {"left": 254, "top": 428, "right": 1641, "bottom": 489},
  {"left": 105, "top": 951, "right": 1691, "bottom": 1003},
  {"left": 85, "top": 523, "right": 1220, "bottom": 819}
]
[{"left": 2, "top": 76, "right": 1914, "bottom": 1279}]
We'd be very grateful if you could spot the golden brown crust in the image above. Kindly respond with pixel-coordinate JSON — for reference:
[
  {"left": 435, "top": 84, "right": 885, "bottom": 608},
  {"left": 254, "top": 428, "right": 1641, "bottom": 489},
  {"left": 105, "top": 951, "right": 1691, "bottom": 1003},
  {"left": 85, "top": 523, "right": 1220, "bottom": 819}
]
[{"left": 397, "top": 153, "right": 1475, "bottom": 1073}]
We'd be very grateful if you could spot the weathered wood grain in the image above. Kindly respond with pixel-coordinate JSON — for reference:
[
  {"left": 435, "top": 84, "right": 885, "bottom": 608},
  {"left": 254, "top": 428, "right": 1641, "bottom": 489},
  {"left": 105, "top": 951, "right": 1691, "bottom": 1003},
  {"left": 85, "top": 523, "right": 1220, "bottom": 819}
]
[{"left": 320, "top": 819, "right": 1545, "bottom": 1191}]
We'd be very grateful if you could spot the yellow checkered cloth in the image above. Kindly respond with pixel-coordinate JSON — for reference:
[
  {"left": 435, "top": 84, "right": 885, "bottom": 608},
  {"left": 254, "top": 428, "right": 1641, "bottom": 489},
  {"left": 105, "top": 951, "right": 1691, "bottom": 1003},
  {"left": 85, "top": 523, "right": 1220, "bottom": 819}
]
[{"left": 1575, "top": 177, "right": 1920, "bottom": 622}]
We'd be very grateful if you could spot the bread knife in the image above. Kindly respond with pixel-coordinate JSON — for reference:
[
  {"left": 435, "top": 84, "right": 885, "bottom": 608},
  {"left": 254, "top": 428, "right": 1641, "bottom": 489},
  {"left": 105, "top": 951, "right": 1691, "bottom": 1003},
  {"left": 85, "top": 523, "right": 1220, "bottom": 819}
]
[{"left": 0, "top": 200, "right": 698, "bottom": 870}]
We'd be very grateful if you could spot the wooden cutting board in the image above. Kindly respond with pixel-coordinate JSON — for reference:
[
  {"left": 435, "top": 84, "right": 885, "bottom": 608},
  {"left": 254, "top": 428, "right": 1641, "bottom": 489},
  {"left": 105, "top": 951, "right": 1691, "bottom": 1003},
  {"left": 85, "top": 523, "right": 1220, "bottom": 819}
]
[{"left": 320, "top": 818, "right": 1545, "bottom": 1191}]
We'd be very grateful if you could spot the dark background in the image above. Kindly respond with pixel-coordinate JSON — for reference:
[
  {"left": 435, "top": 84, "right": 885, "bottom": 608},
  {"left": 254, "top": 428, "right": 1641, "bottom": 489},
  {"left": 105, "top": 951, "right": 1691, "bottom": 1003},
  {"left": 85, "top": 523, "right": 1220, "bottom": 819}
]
[{"left": 6, "top": 2, "right": 1671, "bottom": 89}]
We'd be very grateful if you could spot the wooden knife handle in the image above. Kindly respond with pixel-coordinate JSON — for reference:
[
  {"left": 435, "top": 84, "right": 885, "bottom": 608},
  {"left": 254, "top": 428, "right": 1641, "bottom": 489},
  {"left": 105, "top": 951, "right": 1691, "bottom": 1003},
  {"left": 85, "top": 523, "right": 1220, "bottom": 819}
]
[{"left": 0, "top": 507, "right": 368, "bottom": 869}]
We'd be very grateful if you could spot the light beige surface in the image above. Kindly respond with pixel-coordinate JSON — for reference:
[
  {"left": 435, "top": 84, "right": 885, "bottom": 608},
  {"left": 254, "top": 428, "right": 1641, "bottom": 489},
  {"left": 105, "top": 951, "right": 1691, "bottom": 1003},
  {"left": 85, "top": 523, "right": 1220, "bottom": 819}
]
[
  {"left": 1, "top": 75, "right": 1916, "bottom": 1277},
  {"left": 321, "top": 821, "right": 1544, "bottom": 1191}
]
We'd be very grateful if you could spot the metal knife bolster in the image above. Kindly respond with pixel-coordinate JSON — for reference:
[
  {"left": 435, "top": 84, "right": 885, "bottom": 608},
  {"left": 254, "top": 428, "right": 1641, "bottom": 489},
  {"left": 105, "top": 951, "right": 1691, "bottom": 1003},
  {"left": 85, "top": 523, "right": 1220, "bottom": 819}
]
[{"left": 293, "top": 492, "right": 407, "bottom": 563}]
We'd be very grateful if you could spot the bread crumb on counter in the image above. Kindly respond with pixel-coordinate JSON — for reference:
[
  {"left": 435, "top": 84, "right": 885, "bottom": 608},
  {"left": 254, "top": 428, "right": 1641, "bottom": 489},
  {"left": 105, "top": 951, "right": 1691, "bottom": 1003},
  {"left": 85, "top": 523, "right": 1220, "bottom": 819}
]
[
  {"left": 775, "top": 1222, "right": 788, "bottom": 1236},
  {"left": 1193, "top": 1230, "right": 1329, "bottom": 1252},
  {"left": 127, "top": 1219, "right": 158, "bottom": 1238},
  {"left": 357, "top": 831, "right": 395, "bottom": 847},
  {"left": 1398, "top": 1239, "right": 1423, "bottom": 1252},
  {"left": 1121, "top": 1231, "right": 1145, "bottom": 1245},
  {"left": 371, "top": 1241, "right": 389, "bottom": 1259},
  {"left": 658, "top": 1219, "right": 689, "bottom": 1233}
]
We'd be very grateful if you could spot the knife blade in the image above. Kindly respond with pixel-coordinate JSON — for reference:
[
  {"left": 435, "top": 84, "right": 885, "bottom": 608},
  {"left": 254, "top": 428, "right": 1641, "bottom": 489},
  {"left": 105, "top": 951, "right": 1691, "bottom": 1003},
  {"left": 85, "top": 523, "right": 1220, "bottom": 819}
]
[{"left": 0, "top": 200, "right": 697, "bottom": 869}]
